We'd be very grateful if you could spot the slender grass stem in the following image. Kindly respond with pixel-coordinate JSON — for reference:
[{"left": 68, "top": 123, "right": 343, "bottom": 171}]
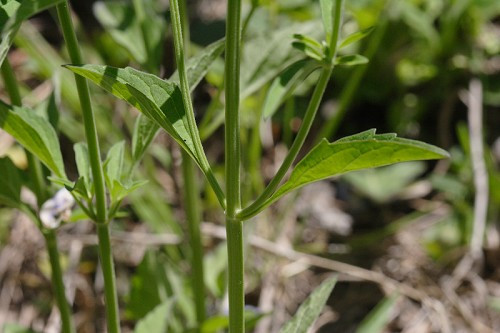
[
  {"left": 55, "top": 1, "right": 107, "bottom": 224},
  {"left": 2, "top": 59, "right": 74, "bottom": 333},
  {"left": 225, "top": 0, "right": 244, "bottom": 331},
  {"left": 44, "top": 229, "right": 75, "bottom": 333},
  {"left": 169, "top": 0, "right": 226, "bottom": 210},
  {"left": 96, "top": 224, "right": 120, "bottom": 333},
  {"left": 55, "top": 3, "right": 120, "bottom": 332},
  {"left": 238, "top": 0, "right": 345, "bottom": 221}
]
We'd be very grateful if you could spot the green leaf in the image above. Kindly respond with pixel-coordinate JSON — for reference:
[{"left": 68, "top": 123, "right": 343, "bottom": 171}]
[
  {"left": 0, "top": 101, "right": 66, "bottom": 178},
  {"left": 291, "top": 41, "right": 323, "bottom": 61},
  {"left": 2, "top": 323, "right": 39, "bottom": 333},
  {"left": 130, "top": 38, "right": 225, "bottom": 163},
  {"left": 269, "top": 129, "right": 449, "bottom": 207},
  {"left": 339, "top": 26, "right": 374, "bottom": 49},
  {"left": 74, "top": 142, "right": 91, "bottom": 190},
  {"left": 134, "top": 299, "right": 175, "bottom": 333},
  {"left": 93, "top": 1, "right": 165, "bottom": 70},
  {"left": 279, "top": 276, "right": 337, "bottom": 333},
  {"left": 104, "top": 140, "right": 125, "bottom": 187},
  {"left": 0, "top": 0, "right": 64, "bottom": 66},
  {"left": 0, "top": 157, "right": 22, "bottom": 207},
  {"left": 319, "top": 0, "right": 334, "bottom": 41},
  {"left": 110, "top": 179, "right": 148, "bottom": 203},
  {"left": 65, "top": 64, "right": 200, "bottom": 164},
  {"left": 356, "top": 294, "right": 399, "bottom": 333},
  {"left": 335, "top": 54, "right": 369, "bottom": 66},
  {"left": 263, "top": 59, "right": 319, "bottom": 119}
]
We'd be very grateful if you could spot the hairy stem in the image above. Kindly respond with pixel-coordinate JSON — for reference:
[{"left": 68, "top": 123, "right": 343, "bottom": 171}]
[{"left": 225, "top": 0, "right": 244, "bottom": 331}]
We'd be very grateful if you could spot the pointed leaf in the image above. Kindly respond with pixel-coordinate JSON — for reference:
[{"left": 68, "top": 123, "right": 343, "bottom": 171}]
[
  {"left": 64, "top": 64, "right": 200, "bottom": 163},
  {"left": 111, "top": 179, "right": 148, "bottom": 203},
  {"left": 0, "top": 101, "right": 66, "bottom": 178},
  {"left": 104, "top": 140, "right": 125, "bottom": 187},
  {"left": 263, "top": 59, "right": 319, "bottom": 119},
  {"left": 339, "top": 27, "right": 375, "bottom": 49},
  {"left": 134, "top": 299, "right": 175, "bottom": 333},
  {"left": 335, "top": 54, "right": 369, "bottom": 66},
  {"left": 74, "top": 142, "right": 91, "bottom": 189},
  {"left": 319, "top": 0, "right": 334, "bottom": 41},
  {"left": 0, "top": 157, "right": 22, "bottom": 207},
  {"left": 131, "top": 38, "right": 225, "bottom": 163},
  {"left": 0, "top": 0, "right": 64, "bottom": 66},
  {"left": 269, "top": 129, "right": 449, "bottom": 206},
  {"left": 279, "top": 276, "right": 337, "bottom": 333},
  {"left": 293, "top": 34, "right": 323, "bottom": 52},
  {"left": 291, "top": 42, "right": 323, "bottom": 62}
]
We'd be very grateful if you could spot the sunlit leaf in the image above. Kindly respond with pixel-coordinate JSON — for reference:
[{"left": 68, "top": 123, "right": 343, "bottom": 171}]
[
  {"left": 0, "top": 101, "right": 66, "bottom": 178},
  {"left": 134, "top": 299, "right": 175, "bottom": 333},
  {"left": 74, "top": 142, "right": 91, "bottom": 190},
  {"left": 279, "top": 276, "right": 337, "bottom": 333},
  {"left": 0, "top": 0, "right": 64, "bottom": 66},
  {"left": 268, "top": 129, "right": 449, "bottom": 207},
  {"left": 335, "top": 54, "right": 369, "bottom": 66}
]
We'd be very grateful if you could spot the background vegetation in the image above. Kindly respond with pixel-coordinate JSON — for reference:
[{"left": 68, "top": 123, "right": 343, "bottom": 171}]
[{"left": 0, "top": 0, "right": 499, "bottom": 332}]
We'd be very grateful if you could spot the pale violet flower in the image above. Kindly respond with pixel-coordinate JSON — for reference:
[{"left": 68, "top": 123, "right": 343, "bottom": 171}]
[{"left": 40, "top": 188, "right": 75, "bottom": 229}]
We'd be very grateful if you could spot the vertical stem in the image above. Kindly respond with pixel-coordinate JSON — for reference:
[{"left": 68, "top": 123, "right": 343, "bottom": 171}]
[
  {"left": 181, "top": 151, "right": 206, "bottom": 325},
  {"left": 56, "top": 1, "right": 107, "bottom": 223},
  {"left": 96, "top": 224, "right": 120, "bottom": 333},
  {"left": 176, "top": 0, "right": 206, "bottom": 326},
  {"left": 44, "top": 230, "right": 75, "bottom": 333},
  {"left": 225, "top": 0, "right": 244, "bottom": 331},
  {"left": 2, "top": 60, "right": 74, "bottom": 333},
  {"left": 55, "top": 3, "right": 120, "bottom": 332}
]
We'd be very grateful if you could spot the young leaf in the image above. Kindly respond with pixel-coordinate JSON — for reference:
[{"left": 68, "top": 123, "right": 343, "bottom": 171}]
[
  {"left": 356, "top": 294, "right": 399, "bottom": 333},
  {"left": 319, "top": 0, "right": 334, "bottom": 41},
  {"left": 134, "top": 299, "right": 175, "bottom": 333},
  {"left": 339, "top": 27, "right": 375, "bottom": 49},
  {"left": 0, "top": 157, "right": 22, "bottom": 207},
  {"left": 335, "top": 54, "right": 369, "bottom": 66},
  {"left": 74, "top": 142, "right": 91, "bottom": 189},
  {"left": 0, "top": 0, "right": 64, "bottom": 66},
  {"left": 64, "top": 64, "right": 200, "bottom": 164},
  {"left": 267, "top": 129, "right": 449, "bottom": 209},
  {"left": 132, "top": 114, "right": 159, "bottom": 163},
  {"left": 263, "top": 59, "right": 319, "bottom": 119},
  {"left": 104, "top": 140, "right": 126, "bottom": 187},
  {"left": 279, "top": 276, "right": 337, "bottom": 333},
  {"left": 0, "top": 101, "right": 66, "bottom": 178},
  {"left": 291, "top": 41, "right": 323, "bottom": 62}
]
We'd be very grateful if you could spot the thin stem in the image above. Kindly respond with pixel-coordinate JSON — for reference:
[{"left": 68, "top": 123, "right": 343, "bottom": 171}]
[
  {"left": 55, "top": 3, "right": 120, "bottom": 332},
  {"left": 238, "top": 0, "right": 345, "bottom": 221},
  {"left": 169, "top": 0, "right": 226, "bottom": 210},
  {"left": 237, "top": 67, "right": 332, "bottom": 220},
  {"left": 181, "top": 151, "right": 206, "bottom": 325},
  {"left": 175, "top": 2, "right": 206, "bottom": 325},
  {"left": 96, "top": 224, "right": 120, "bottom": 333},
  {"left": 56, "top": 1, "right": 107, "bottom": 223},
  {"left": 44, "top": 229, "right": 75, "bottom": 333},
  {"left": 225, "top": 0, "right": 244, "bottom": 331},
  {"left": 226, "top": 220, "right": 244, "bottom": 332}
]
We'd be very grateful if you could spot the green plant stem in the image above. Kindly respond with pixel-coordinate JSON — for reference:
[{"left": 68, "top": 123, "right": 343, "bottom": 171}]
[
  {"left": 169, "top": 0, "right": 226, "bottom": 210},
  {"left": 225, "top": 0, "right": 244, "bottom": 331},
  {"left": 56, "top": 3, "right": 120, "bottom": 332},
  {"left": 175, "top": 1, "right": 207, "bottom": 326},
  {"left": 238, "top": 0, "right": 345, "bottom": 221},
  {"left": 181, "top": 151, "right": 206, "bottom": 325},
  {"left": 96, "top": 224, "right": 120, "bottom": 333},
  {"left": 56, "top": 1, "right": 107, "bottom": 224},
  {"left": 2, "top": 60, "right": 74, "bottom": 333},
  {"left": 44, "top": 229, "right": 75, "bottom": 333},
  {"left": 237, "top": 67, "right": 332, "bottom": 220}
]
